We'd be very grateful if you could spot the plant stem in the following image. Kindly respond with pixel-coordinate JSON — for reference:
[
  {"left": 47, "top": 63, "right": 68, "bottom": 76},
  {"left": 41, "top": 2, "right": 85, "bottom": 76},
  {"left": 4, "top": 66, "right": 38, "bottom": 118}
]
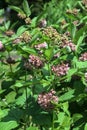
[
  {"left": 8, "top": 52, "right": 13, "bottom": 73},
  {"left": 24, "top": 70, "right": 28, "bottom": 130},
  {"left": 52, "top": 111, "right": 54, "bottom": 130}
]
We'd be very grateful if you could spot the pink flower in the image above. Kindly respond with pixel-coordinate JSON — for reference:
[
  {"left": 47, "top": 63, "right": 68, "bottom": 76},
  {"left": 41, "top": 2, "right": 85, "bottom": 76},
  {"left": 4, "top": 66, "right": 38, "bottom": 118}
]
[
  {"left": 52, "top": 63, "right": 70, "bottom": 76},
  {"left": 38, "top": 89, "right": 58, "bottom": 110},
  {"left": 79, "top": 52, "right": 87, "bottom": 61}
]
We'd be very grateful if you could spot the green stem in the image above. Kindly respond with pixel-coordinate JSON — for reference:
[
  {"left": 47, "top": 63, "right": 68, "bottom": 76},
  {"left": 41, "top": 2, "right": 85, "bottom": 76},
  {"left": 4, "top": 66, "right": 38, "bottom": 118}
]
[
  {"left": 24, "top": 70, "right": 28, "bottom": 130},
  {"left": 8, "top": 52, "right": 13, "bottom": 73},
  {"left": 52, "top": 111, "right": 54, "bottom": 130}
]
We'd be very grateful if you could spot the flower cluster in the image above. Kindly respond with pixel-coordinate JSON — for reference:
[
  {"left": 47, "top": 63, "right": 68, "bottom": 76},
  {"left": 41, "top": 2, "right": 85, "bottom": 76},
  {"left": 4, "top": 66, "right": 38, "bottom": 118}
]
[
  {"left": 17, "top": 12, "right": 26, "bottom": 19},
  {"left": 0, "top": 41, "right": 4, "bottom": 51},
  {"left": 66, "top": 8, "right": 79, "bottom": 15},
  {"left": 61, "top": 39, "right": 76, "bottom": 51},
  {"left": 38, "top": 19, "right": 47, "bottom": 28},
  {"left": 13, "top": 38, "right": 21, "bottom": 44},
  {"left": 37, "top": 89, "right": 58, "bottom": 110},
  {"left": 5, "top": 30, "right": 14, "bottom": 36},
  {"left": 20, "top": 31, "right": 32, "bottom": 43},
  {"left": 34, "top": 42, "right": 47, "bottom": 50},
  {"left": 25, "top": 17, "right": 31, "bottom": 24},
  {"left": 6, "top": 57, "right": 15, "bottom": 64},
  {"left": 52, "top": 63, "right": 70, "bottom": 76},
  {"left": 53, "top": 52, "right": 60, "bottom": 58},
  {"left": 28, "top": 54, "right": 43, "bottom": 68},
  {"left": 42, "top": 26, "right": 61, "bottom": 41},
  {"left": 79, "top": 52, "right": 87, "bottom": 61}
]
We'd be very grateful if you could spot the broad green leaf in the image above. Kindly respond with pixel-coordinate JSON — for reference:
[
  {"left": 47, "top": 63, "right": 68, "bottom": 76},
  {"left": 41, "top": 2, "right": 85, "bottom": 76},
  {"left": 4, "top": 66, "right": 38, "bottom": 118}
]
[
  {"left": 59, "top": 89, "right": 75, "bottom": 101},
  {"left": 67, "top": 68, "right": 77, "bottom": 77},
  {"left": 0, "top": 109, "right": 9, "bottom": 119},
  {"left": 0, "top": 121, "right": 18, "bottom": 130},
  {"left": 5, "top": 91, "right": 16, "bottom": 103},
  {"left": 22, "top": 0, "right": 31, "bottom": 17},
  {"left": 76, "top": 61, "right": 87, "bottom": 69},
  {"left": 62, "top": 102, "right": 70, "bottom": 115},
  {"left": 44, "top": 48, "right": 54, "bottom": 60},
  {"left": 14, "top": 82, "right": 23, "bottom": 88},
  {"left": 20, "top": 46, "right": 37, "bottom": 55}
]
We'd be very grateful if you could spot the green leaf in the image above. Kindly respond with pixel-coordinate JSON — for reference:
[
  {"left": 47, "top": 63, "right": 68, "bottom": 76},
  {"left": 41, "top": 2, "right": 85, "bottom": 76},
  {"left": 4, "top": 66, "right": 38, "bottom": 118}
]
[
  {"left": 22, "top": 0, "right": 31, "bottom": 17},
  {"left": 9, "top": 5, "right": 24, "bottom": 14},
  {"left": 4, "top": 21, "right": 11, "bottom": 30},
  {"left": 72, "top": 113, "right": 83, "bottom": 123},
  {"left": 76, "top": 61, "right": 87, "bottom": 69},
  {"left": 27, "top": 126, "right": 38, "bottom": 130},
  {"left": 76, "top": 33, "right": 85, "bottom": 52},
  {"left": 59, "top": 89, "right": 75, "bottom": 101},
  {"left": 67, "top": 68, "right": 77, "bottom": 81},
  {"left": 0, "top": 9, "right": 4, "bottom": 16},
  {"left": 0, "top": 121, "right": 18, "bottom": 130},
  {"left": 20, "top": 46, "right": 37, "bottom": 55},
  {"left": 5, "top": 91, "right": 16, "bottom": 103},
  {"left": 17, "top": 25, "right": 28, "bottom": 36},
  {"left": 84, "top": 123, "right": 87, "bottom": 130},
  {"left": 44, "top": 48, "right": 54, "bottom": 60}
]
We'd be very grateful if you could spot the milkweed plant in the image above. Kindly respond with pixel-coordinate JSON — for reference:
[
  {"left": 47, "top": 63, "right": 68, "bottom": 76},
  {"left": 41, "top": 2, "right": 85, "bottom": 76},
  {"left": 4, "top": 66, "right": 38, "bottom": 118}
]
[{"left": 0, "top": 0, "right": 87, "bottom": 130}]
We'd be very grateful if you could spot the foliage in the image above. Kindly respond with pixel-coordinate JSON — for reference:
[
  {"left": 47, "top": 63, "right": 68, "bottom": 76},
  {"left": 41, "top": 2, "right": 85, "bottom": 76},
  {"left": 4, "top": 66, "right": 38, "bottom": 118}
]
[{"left": 0, "top": 0, "right": 87, "bottom": 130}]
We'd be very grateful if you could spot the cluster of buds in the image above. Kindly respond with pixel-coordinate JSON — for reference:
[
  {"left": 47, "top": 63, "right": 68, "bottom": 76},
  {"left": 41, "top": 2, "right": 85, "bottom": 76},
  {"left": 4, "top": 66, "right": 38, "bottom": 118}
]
[
  {"left": 25, "top": 17, "right": 31, "bottom": 24},
  {"left": 5, "top": 30, "right": 14, "bottom": 36},
  {"left": 79, "top": 52, "right": 87, "bottom": 61},
  {"left": 37, "top": 89, "right": 58, "bottom": 110},
  {"left": 66, "top": 8, "right": 79, "bottom": 15},
  {"left": 42, "top": 26, "right": 61, "bottom": 41},
  {"left": 38, "top": 19, "right": 47, "bottom": 28},
  {"left": 17, "top": 12, "right": 26, "bottom": 19},
  {"left": 61, "top": 39, "right": 76, "bottom": 51},
  {"left": 17, "top": 13, "right": 31, "bottom": 24},
  {"left": 6, "top": 57, "right": 15, "bottom": 64},
  {"left": 28, "top": 54, "right": 43, "bottom": 68},
  {"left": 34, "top": 42, "right": 47, "bottom": 50},
  {"left": 0, "top": 41, "right": 5, "bottom": 51},
  {"left": 13, "top": 38, "right": 21, "bottom": 44},
  {"left": 52, "top": 63, "right": 70, "bottom": 76},
  {"left": 53, "top": 52, "right": 60, "bottom": 58},
  {"left": 23, "top": 61, "right": 32, "bottom": 70},
  {"left": 61, "top": 19, "right": 67, "bottom": 26},
  {"left": 20, "top": 31, "right": 32, "bottom": 43},
  {"left": 82, "top": 0, "right": 87, "bottom": 6},
  {"left": 73, "top": 20, "right": 79, "bottom": 26},
  {"left": 85, "top": 72, "right": 87, "bottom": 82}
]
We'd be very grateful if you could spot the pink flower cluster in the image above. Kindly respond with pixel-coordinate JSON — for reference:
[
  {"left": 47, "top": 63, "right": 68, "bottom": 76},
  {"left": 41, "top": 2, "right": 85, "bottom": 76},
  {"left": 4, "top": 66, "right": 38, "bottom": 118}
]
[
  {"left": 79, "top": 52, "right": 87, "bottom": 61},
  {"left": 28, "top": 54, "right": 43, "bottom": 68},
  {"left": 53, "top": 52, "right": 60, "bottom": 58},
  {"left": 0, "top": 41, "right": 4, "bottom": 51},
  {"left": 38, "top": 89, "right": 58, "bottom": 110},
  {"left": 38, "top": 19, "right": 47, "bottom": 28},
  {"left": 61, "top": 40, "right": 76, "bottom": 51},
  {"left": 52, "top": 63, "right": 70, "bottom": 76},
  {"left": 34, "top": 42, "right": 47, "bottom": 50}
]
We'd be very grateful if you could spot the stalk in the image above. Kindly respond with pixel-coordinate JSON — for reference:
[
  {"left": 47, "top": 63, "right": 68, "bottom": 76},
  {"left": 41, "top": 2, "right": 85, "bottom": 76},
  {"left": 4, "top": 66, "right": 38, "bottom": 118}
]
[{"left": 52, "top": 111, "right": 54, "bottom": 130}]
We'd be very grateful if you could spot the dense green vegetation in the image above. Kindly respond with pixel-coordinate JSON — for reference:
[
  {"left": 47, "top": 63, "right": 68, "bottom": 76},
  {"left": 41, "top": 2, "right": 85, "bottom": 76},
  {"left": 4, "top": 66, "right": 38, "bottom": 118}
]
[{"left": 0, "top": 0, "right": 87, "bottom": 129}]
